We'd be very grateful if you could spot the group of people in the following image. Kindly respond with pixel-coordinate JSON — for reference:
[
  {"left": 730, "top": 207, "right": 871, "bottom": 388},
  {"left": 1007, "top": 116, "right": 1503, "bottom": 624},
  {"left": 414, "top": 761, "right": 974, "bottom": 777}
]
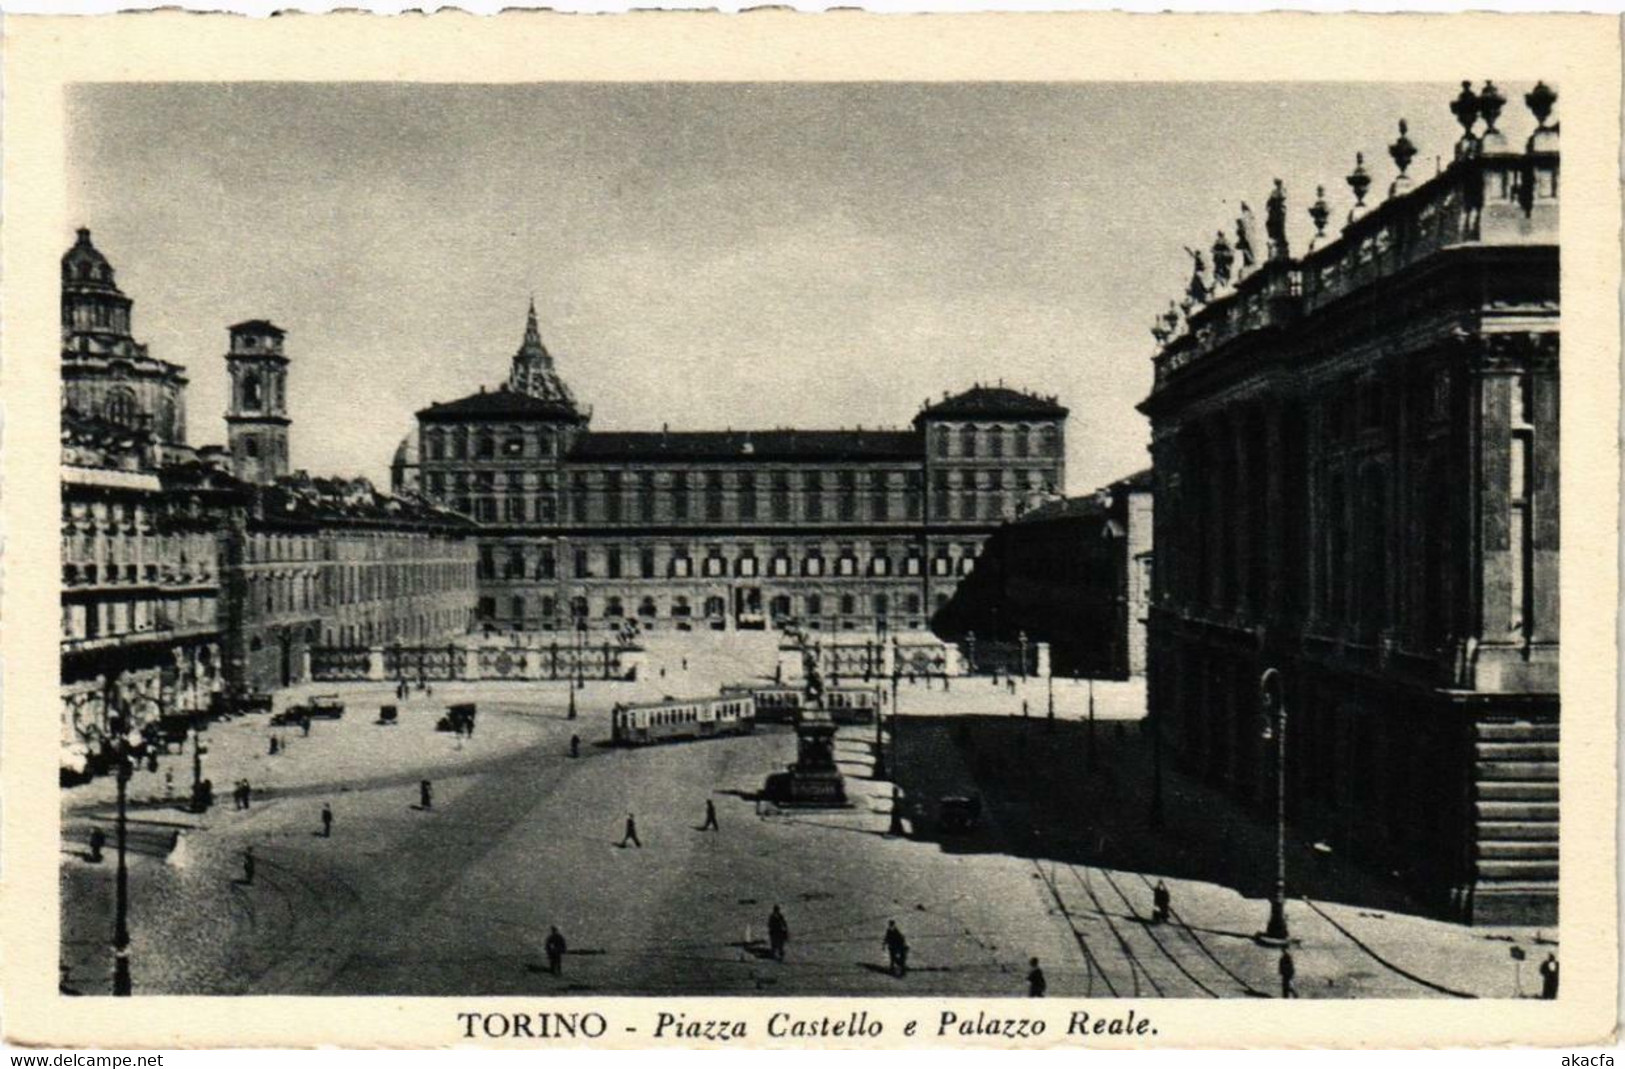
[{"left": 231, "top": 778, "right": 254, "bottom": 810}]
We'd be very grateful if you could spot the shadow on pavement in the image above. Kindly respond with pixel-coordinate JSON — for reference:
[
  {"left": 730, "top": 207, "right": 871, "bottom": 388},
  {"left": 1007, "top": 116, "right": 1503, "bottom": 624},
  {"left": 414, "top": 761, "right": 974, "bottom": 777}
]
[{"left": 887, "top": 714, "right": 1427, "bottom": 919}]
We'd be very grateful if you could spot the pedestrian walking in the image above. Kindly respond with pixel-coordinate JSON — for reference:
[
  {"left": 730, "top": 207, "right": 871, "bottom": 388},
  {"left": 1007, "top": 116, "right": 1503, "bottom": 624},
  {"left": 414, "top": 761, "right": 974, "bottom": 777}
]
[
  {"left": 321, "top": 803, "right": 333, "bottom": 838},
  {"left": 1278, "top": 948, "right": 1297, "bottom": 998},
  {"left": 164, "top": 768, "right": 175, "bottom": 801},
  {"left": 681, "top": 657, "right": 688, "bottom": 671},
  {"left": 618, "top": 813, "right": 642, "bottom": 848},
  {"left": 570, "top": 734, "right": 580, "bottom": 758},
  {"left": 301, "top": 714, "right": 311, "bottom": 737},
  {"left": 1540, "top": 953, "right": 1559, "bottom": 999},
  {"left": 1022, "top": 699, "right": 1029, "bottom": 718},
  {"left": 883, "top": 920, "right": 909, "bottom": 976},
  {"left": 88, "top": 827, "right": 106, "bottom": 864},
  {"left": 1152, "top": 880, "right": 1171, "bottom": 924},
  {"left": 241, "top": 779, "right": 252, "bottom": 809},
  {"left": 545, "top": 926, "right": 567, "bottom": 975},
  {"left": 701, "top": 799, "right": 719, "bottom": 831},
  {"left": 242, "top": 846, "right": 255, "bottom": 885},
  {"left": 1027, "top": 957, "right": 1047, "bottom": 997},
  {"left": 269, "top": 736, "right": 279, "bottom": 756},
  {"left": 147, "top": 750, "right": 159, "bottom": 774},
  {"left": 768, "top": 905, "right": 789, "bottom": 961},
  {"left": 1008, "top": 678, "right": 1016, "bottom": 695},
  {"left": 420, "top": 779, "right": 433, "bottom": 810}
]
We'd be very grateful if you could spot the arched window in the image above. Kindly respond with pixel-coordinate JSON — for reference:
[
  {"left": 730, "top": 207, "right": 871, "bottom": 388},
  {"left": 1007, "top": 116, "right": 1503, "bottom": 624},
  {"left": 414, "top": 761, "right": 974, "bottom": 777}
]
[
  {"left": 244, "top": 436, "right": 260, "bottom": 459},
  {"left": 1041, "top": 425, "right": 1060, "bottom": 457},
  {"left": 638, "top": 596, "right": 658, "bottom": 618},
  {"left": 102, "top": 386, "right": 138, "bottom": 427},
  {"left": 1015, "top": 425, "right": 1031, "bottom": 457},
  {"left": 960, "top": 426, "right": 978, "bottom": 457},
  {"left": 987, "top": 426, "right": 1004, "bottom": 458},
  {"left": 538, "top": 426, "right": 554, "bottom": 457},
  {"left": 606, "top": 596, "right": 625, "bottom": 618},
  {"left": 242, "top": 372, "right": 262, "bottom": 410},
  {"left": 934, "top": 426, "right": 950, "bottom": 458},
  {"left": 874, "top": 593, "right": 889, "bottom": 617},
  {"left": 426, "top": 429, "right": 445, "bottom": 460},
  {"left": 452, "top": 427, "right": 468, "bottom": 459},
  {"left": 477, "top": 432, "right": 496, "bottom": 459}
]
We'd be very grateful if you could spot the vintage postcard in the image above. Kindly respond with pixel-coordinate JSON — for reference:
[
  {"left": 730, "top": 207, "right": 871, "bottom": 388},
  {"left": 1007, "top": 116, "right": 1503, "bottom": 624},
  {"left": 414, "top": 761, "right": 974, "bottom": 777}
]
[{"left": 1, "top": 11, "right": 1619, "bottom": 1051}]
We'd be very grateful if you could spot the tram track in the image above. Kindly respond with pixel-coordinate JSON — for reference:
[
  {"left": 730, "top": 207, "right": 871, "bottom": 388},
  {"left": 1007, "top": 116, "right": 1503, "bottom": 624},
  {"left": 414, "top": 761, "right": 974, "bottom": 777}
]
[{"left": 1132, "top": 872, "right": 1270, "bottom": 997}]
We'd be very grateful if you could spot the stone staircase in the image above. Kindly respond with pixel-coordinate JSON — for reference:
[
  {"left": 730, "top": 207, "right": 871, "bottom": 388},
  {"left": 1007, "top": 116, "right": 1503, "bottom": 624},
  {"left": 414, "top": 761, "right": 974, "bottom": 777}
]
[{"left": 1469, "top": 716, "right": 1558, "bottom": 925}]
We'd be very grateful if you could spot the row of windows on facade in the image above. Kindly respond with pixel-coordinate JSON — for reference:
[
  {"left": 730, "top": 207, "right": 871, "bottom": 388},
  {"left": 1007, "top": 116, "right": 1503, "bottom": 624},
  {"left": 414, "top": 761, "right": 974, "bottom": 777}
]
[
  {"left": 244, "top": 531, "right": 474, "bottom": 565},
  {"left": 430, "top": 484, "right": 1052, "bottom": 525},
  {"left": 61, "top": 593, "right": 215, "bottom": 644},
  {"left": 321, "top": 607, "right": 473, "bottom": 649},
  {"left": 247, "top": 560, "right": 475, "bottom": 613},
  {"left": 425, "top": 468, "right": 1053, "bottom": 494},
  {"left": 478, "top": 541, "right": 982, "bottom": 581},
  {"left": 478, "top": 590, "right": 946, "bottom": 622},
  {"left": 422, "top": 423, "right": 1063, "bottom": 463},
  {"left": 1161, "top": 405, "right": 1540, "bottom": 646},
  {"left": 62, "top": 532, "right": 217, "bottom": 588},
  {"left": 64, "top": 296, "right": 129, "bottom": 333}
]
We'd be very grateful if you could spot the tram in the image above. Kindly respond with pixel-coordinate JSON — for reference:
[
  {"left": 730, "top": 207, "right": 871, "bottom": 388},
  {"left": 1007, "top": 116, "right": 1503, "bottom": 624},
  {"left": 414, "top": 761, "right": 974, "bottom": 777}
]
[
  {"left": 610, "top": 694, "right": 757, "bottom": 746},
  {"left": 725, "top": 685, "right": 880, "bottom": 726}
]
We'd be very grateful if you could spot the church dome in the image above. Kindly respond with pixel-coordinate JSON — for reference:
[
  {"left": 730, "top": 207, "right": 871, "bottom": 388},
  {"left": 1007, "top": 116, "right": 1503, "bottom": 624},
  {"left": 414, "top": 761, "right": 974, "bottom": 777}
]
[{"left": 61, "top": 228, "right": 122, "bottom": 293}]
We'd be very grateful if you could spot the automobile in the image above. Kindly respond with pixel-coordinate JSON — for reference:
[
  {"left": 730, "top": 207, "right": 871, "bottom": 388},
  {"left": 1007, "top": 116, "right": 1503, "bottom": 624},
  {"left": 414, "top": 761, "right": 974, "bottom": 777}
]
[
  {"left": 302, "top": 695, "right": 346, "bottom": 719},
  {"left": 937, "top": 794, "right": 982, "bottom": 833}
]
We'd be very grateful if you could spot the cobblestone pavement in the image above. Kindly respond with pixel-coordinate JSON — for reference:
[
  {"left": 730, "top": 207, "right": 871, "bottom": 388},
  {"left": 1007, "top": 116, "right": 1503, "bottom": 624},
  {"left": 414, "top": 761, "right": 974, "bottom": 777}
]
[{"left": 60, "top": 634, "right": 1555, "bottom": 998}]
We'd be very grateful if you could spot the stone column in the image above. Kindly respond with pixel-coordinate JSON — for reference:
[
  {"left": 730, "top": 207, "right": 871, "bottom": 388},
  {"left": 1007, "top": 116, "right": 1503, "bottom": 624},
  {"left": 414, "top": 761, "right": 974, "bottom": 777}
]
[
  {"left": 1035, "top": 641, "right": 1051, "bottom": 679},
  {"left": 366, "top": 647, "right": 385, "bottom": 682}
]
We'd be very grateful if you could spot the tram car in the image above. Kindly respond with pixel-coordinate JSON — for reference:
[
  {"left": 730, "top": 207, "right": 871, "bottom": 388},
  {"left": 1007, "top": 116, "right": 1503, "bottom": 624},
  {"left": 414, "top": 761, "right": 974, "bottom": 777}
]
[
  {"left": 821, "top": 686, "right": 881, "bottom": 726},
  {"left": 611, "top": 694, "right": 757, "bottom": 746}
]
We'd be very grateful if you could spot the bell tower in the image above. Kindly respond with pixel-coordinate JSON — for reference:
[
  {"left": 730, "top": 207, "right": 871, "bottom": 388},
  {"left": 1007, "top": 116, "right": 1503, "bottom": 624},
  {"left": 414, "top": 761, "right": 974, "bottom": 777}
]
[{"left": 225, "top": 320, "right": 290, "bottom": 485}]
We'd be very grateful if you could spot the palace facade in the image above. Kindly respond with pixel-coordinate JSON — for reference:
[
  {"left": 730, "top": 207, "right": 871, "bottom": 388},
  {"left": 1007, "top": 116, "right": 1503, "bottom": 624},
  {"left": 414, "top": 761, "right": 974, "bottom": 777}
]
[
  {"left": 1139, "top": 83, "right": 1560, "bottom": 923},
  {"left": 396, "top": 304, "right": 1069, "bottom": 635}
]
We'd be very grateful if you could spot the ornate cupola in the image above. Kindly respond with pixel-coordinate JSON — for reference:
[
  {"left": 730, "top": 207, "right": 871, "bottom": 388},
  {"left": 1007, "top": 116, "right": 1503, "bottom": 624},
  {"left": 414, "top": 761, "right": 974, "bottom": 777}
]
[
  {"left": 507, "top": 299, "right": 577, "bottom": 407},
  {"left": 61, "top": 228, "right": 136, "bottom": 348}
]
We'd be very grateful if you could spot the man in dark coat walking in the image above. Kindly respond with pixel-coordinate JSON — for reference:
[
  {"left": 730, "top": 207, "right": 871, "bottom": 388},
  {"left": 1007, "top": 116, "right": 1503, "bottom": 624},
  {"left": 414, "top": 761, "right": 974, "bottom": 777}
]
[
  {"left": 242, "top": 846, "right": 256, "bottom": 885},
  {"left": 545, "top": 926, "right": 567, "bottom": 975},
  {"left": 768, "top": 905, "right": 789, "bottom": 961},
  {"left": 1152, "top": 880, "right": 1171, "bottom": 924},
  {"left": 1540, "top": 953, "right": 1559, "bottom": 999},
  {"left": 883, "top": 920, "right": 909, "bottom": 976},
  {"left": 420, "top": 780, "right": 433, "bottom": 810},
  {"left": 1027, "top": 957, "right": 1047, "bottom": 997},
  {"left": 701, "top": 799, "right": 719, "bottom": 831},
  {"left": 321, "top": 803, "right": 333, "bottom": 838},
  {"left": 1278, "top": 948, "right": 1297, "bottom": 998},
  {"left": 619, "top": 813, "right": 641, "bottom": 848}
]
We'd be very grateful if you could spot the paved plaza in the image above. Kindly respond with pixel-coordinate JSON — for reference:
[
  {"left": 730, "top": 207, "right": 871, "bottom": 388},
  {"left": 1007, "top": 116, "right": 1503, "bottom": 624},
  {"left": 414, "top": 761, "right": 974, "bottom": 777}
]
[{"left": 61, "top": 635, "right": 1556, "bottom": 999}]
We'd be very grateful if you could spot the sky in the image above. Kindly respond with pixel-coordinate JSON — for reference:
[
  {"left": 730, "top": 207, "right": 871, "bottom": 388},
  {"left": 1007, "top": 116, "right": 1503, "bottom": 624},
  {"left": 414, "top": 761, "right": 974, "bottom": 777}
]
[{"left": 66, "top": 81, "right": 1549, "bottom": 492}]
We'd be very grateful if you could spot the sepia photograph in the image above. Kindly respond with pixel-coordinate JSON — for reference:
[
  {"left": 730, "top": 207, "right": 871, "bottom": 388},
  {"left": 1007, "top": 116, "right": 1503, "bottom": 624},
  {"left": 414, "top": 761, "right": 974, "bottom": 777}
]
[{"left": 3, "top": 11, "right": 1619, "bottom": 1052}]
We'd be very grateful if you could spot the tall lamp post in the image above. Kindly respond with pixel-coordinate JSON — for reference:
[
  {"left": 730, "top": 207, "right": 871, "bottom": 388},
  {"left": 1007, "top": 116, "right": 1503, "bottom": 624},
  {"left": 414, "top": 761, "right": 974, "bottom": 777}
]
[
  {"left": 1258, "top": 667, "right": 1289, "bottom": 943},
  {"left": 887, "top": 664, "right": 905, "bottom": 836},
  {"left": 103, "top": 687, "right": 135, "bottom": 997},
  {"left": 1086, "top": 675, "right": 1097, "bottom": 770}
]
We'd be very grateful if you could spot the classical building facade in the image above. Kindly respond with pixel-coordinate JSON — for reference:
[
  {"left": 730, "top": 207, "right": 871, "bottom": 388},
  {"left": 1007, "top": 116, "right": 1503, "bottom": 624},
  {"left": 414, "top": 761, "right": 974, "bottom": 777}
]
[
  {"left": 1140, "top": 83, "right": 1560, "bottom": 923},
  {"left": 222, "top": 476, "right": 479, "bottom": 693},
  {"left": 932, "top": 469, "right": 1152, "bottom": 679},
  {"left": 59, "top": 415, "right": 228, "bottom": 776},
  {"left": 397, "top": 304, "right": 1069, "bottom": 635},
  {"left": 60, "top": 230, "right": 480, "bottom": 762}
]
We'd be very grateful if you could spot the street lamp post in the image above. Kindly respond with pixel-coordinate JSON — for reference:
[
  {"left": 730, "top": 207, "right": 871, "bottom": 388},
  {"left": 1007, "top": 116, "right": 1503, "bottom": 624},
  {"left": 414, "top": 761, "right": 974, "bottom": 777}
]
[
  {"left": 1086, "top": 675, "right": 1097, "bottom": 770},
  {"left": 190, "top": 718, "right": 209, "bottom": 813},
  {"left": 1046, "top": 665, "right": 1055, "bottom": 730},
  {"left": 887, "top": 667, "right": 905, "bottom": 836},
  {"left": 1258, "top": 667, "right": 1290, "bottom": 944}
]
